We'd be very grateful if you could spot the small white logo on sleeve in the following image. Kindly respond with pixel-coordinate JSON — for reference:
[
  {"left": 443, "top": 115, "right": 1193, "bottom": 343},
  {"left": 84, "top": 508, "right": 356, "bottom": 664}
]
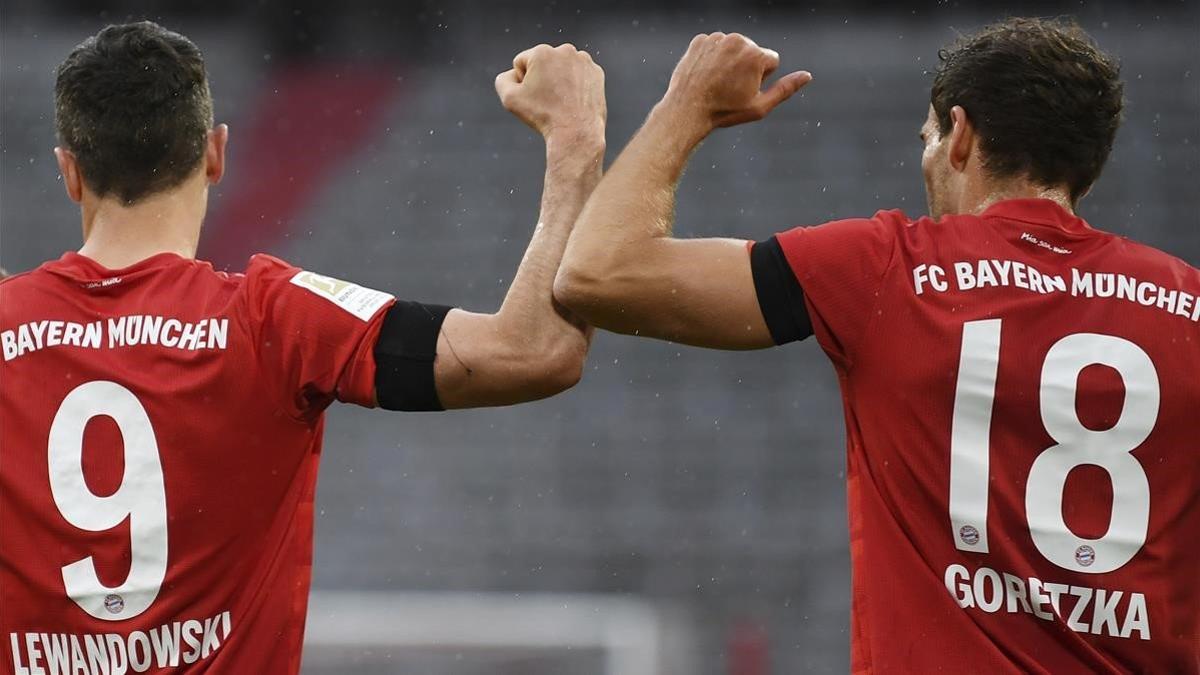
[{"left": 289, "top": 271, "right": 394, "bottom": 321}]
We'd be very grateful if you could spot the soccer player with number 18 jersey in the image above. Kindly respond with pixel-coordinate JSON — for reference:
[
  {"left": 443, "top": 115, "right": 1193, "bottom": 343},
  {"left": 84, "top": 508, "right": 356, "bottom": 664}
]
[{"left": 555, "top": 18, "right": 1199, "bottom": 674}]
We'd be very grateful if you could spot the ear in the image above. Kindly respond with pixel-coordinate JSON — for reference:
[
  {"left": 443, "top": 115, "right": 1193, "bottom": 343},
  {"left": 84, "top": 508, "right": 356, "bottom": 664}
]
[
  {"left": 54, "top": 147, "right": 84, "bottom": 203},
  {"left": 205, "top": 124, "right": 228, "bottom": 185},
  {"left": 947, "top": 105, "right": 975, "bottom": 172}
]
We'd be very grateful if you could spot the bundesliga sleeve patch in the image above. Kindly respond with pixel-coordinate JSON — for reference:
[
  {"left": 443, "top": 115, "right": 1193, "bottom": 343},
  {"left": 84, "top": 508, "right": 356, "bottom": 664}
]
[{"left": 288, "top": 270, "right": 394, "bottom": 321}]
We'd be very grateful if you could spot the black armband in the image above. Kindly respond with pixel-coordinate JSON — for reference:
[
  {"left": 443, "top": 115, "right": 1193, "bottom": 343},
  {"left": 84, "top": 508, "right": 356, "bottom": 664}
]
[
  {"left": 374, "top": 301, "right": 453, "bottom": 411},
  {"left": 750, "top": 237, "right": 814, "bottom": 345}
]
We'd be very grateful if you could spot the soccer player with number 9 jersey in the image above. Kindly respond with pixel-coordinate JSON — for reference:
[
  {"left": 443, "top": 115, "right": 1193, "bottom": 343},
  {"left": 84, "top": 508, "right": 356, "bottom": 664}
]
[
  {"left": 1, "top": 22, "right": 605, "bottom": 674},
  {"left": 555, "top": 18, "right": 1199, "bottom": 674}
]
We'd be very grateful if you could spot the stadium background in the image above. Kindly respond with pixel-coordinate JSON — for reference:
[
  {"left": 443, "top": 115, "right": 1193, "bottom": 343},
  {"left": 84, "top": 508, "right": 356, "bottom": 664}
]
[{"left": 2, "top": 0, "right": 1197, "bottom": 672}]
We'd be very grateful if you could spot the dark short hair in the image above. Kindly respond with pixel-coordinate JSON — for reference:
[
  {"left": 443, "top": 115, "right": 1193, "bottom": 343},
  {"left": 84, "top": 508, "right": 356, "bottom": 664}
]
[
  {"left": 931, "top": 17, "right": 1123, "bottom": 201},
  {"left": 55, "top": 21, "right": 213, "bottom": 204}
]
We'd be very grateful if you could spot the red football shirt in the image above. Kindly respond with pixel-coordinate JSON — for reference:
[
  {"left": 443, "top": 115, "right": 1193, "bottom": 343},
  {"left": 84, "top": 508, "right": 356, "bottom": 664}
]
[
  {"left": 1, "top": 251, "right": 394, "bottom": 674},
  {"left": 776, "top": 199, "right": 1199, "bottom": 673}
]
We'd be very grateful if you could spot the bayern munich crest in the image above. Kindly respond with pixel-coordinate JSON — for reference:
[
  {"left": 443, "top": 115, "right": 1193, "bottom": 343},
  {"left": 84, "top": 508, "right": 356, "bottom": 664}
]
[
  {"left": 1075, "top": 545, "right": 1096, "bottom": 567},
  {"left": 104, "top": 594, "right": 125, "bottom": 615},
  {"left": 958, "top": 525, "right": 980, "bottom": 546}
]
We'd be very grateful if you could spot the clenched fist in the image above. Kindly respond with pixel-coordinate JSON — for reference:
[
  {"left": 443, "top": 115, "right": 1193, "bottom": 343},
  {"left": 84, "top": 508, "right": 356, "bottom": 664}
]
[
  {"left": 496, "top": 44, "right": 606, "bottom": 141},
  {"left": 661, "top": 32, "right": 811, "bottom": 131}
]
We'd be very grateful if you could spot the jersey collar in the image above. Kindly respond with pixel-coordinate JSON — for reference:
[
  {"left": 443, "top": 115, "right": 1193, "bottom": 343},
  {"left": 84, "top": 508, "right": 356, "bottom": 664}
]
[
  {"left": 979, "top": 198, "right": 1094, "bottom": 235},
  {"left": 42, "top": 251, "right": 194, "bottom": 285}
]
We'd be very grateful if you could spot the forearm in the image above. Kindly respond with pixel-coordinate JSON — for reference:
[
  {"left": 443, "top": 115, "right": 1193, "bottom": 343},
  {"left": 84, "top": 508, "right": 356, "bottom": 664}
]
[
  {"left": 431, "top": 134, "right": 603, "bottom": 409},
  {"left": 494, "top": 130, "right": 604, "bottom": 350},
  {"left": 577, "top": 103, "right": 704, "bottom": 249},
  {"left": 427, "top": 41, "right": 608, "bottom": 408},
  {"left": 556, "top": 103, "right": 709, "bottom": 325}
]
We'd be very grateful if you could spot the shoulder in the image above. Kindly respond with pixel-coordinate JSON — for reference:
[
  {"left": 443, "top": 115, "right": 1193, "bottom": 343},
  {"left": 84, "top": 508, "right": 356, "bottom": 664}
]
[
  {"left": 883, "top": 209, "right": 1035, "bottom": 260},
  {"left": 237, "top": 253, "right": 394, "bottom": 322},
  {"left": 805, "top": 208, "right": 916, "bottom": 232},
  {"left": 238, "top": 253, "right": 320, "bottom": 292},
  {"left": 146, "top": 257, "right": 247, "bottom": 308},
  {"left": 0, "top": 266, "right": 67, "bottom": 306},
  {"left": 223, "top": 253, "right": 298, "bottom": 293},
  {"left": 238, "top": 253, "right": 342, "bottom": 299},
  {"left": 771, "top": 209, "right": 917, "bottom": 284},
  {"left": 888, "top": 209, "right": 977, "bottom": 240},
  {"left": 782, "top": 209, "right": 921, "bottom": 251},
  {"left": 0, "top": 271, "right": 41, "bottom": 322},
  {"left": 1107, "top": 236, "right": 1200, "bottom": 283},
  {"left": 244, "top": 253, "right": 298, "bottom": 274},
  {"left": 777, "top": 208, "right": 914, "bottom": 249},
  {"left": 0, "top": 269, "right": 38, "bottom": 291}
]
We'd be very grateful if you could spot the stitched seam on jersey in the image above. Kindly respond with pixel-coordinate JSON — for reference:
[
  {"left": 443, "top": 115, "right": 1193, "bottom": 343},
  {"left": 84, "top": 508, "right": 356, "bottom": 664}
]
[
  {"left": 293, "top": 333, "right": 354, "bottom": 423},
  {"left": 328, "top": 330, "right": 374, "bottom": 412},
  {"left": 842, "top": 223, "right": 901, "bottom": 374},
  {"left": 240, "top": 274, "right": 314, "bottom": 427}
]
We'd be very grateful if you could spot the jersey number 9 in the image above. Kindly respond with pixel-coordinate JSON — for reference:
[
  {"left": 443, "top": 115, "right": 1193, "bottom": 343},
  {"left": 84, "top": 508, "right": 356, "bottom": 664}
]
[{"left": 48, "top": 380, "right": 168, "bottom": 621}]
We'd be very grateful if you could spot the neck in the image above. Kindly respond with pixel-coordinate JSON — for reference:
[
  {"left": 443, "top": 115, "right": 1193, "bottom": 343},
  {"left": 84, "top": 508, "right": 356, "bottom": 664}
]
[
  {"left": 77, "top": 182, "right": 207, "bottom": 269},
  {"left": 966, "top": 179, "right": 1075, "bottom": 217}
]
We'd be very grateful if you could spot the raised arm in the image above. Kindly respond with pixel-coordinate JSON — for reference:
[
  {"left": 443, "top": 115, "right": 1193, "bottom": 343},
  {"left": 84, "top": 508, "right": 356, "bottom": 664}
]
[
  {"left": 430, "top": 44, "right": 605, "bottom": 408},
  {"left": 553, "top": 33, "right": 810, "bottom": 350}
]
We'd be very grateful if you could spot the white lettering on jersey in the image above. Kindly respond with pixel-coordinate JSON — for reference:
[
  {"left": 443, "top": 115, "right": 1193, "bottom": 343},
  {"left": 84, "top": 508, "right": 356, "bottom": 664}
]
[
  {"left": 905, "top": 260, "right": 1198, "bottom": 324},
  {"left": 0, "top": 317, "right": 229, "bottom": 362},
  {"left": 2, "top": 320, "right": 104, "bottom": 361},
  {"left": 943, "top": 564, "right": 1150, "bottom": 640},
  {"left": 912, "top": 264, "right": 949, "bottom": 295},
  {"left": 1019, "top": 232, "right": 1072, "bottom": 255},
  {"left": 289, "top": 270, "right": 394, "bottom": 322},
  {"left": 9, "top": 610, "right": 232, "bottom": 675}
]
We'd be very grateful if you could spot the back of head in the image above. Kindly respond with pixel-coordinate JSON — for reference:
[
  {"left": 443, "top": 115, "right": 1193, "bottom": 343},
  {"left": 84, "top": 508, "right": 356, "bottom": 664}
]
[
  {"left": 931, "top": 17, "right": 1124, "bottom": 202},
  {"left": 55, "top": 21, "right": 212, "bottom": 206}
]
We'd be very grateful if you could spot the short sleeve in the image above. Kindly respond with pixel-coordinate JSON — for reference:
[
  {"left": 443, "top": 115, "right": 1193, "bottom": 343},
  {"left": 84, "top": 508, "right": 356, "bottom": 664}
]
[
  {"left": 242, "top": 255, "right": 396, "bottom": 418},
  {"left": 774, "top": 211, "right": 903, "bottom": 368}
]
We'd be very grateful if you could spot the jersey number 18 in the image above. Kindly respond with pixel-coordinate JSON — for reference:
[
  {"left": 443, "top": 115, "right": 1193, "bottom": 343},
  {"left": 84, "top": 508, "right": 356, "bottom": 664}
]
[{"left": 948, "top": 319, "right": 1157, "bottom": 574}]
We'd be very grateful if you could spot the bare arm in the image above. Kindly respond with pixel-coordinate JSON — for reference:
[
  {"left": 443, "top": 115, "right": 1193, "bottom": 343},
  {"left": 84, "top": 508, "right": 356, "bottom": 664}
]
[
  {"left": 554, "top": 33, "right": 810, "bottom": 350},
  {"left": 432, "top": 44, "right": 605, "bottom": 408}
]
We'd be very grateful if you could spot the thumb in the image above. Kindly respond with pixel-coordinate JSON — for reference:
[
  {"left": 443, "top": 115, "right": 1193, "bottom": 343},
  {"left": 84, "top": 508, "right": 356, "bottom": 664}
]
[
  {"left": 495, "top": 69, "right": 520, "bottom": 101},
  {"left": 754, "top": 70, "right": 812, "bottom": 115}
]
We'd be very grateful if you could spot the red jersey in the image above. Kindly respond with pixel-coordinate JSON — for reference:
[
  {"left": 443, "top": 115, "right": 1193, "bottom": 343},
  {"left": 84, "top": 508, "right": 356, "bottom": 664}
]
[
  {"left": 776, "top": 199, "right": 1199, "bottom": 674},
  {"left": 1, "top": 251, "right": 394, "bottom": 674}
]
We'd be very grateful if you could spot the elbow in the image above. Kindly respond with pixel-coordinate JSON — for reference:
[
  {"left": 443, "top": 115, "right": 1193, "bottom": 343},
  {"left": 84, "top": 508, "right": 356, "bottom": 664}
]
[
  {"left": 556, "top": 238, "right": 649, "bottom": 326},
  {"left": 553, "top": 264, "right": 611, "bottom": 321},
  {"left": 548, "top": 345, "right": 586, "bottom": 394},
  {"left": 522, "top": 338, "right": 586, "bottom": 400},
  {"left": 546, "top": 331, "right": 588, "bottom": 393}
]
